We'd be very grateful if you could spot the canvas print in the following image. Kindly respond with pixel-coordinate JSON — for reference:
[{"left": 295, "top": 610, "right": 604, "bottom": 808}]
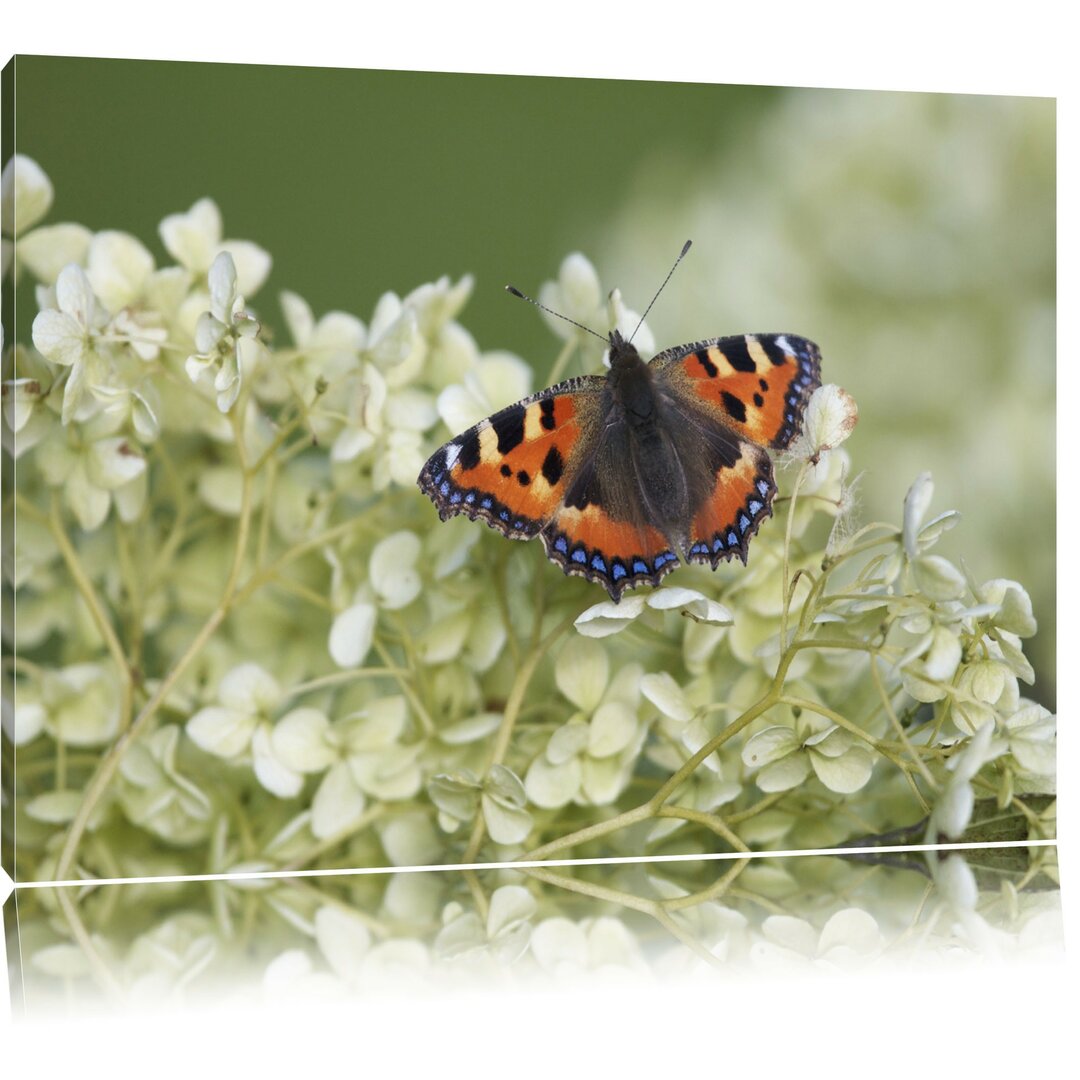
[{"left": 1, "top": 58, "right": 1057, "bottom": 1005}]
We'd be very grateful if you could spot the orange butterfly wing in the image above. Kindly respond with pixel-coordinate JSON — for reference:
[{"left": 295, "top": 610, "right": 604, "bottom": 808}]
[
  {"left": 417, "top": 376, "right": 603, "bottom": 540},
  {"left": 651, "top": 333, "right": 821, "bottom": 450}
]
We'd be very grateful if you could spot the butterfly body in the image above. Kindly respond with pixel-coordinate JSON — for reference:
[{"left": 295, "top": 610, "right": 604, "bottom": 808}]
[{"left": 419, "top": 330, "right": 821, "bottom": 601}]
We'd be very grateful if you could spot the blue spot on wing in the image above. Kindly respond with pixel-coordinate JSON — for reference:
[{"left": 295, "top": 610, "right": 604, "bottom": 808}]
[
  {"left": 439, "top": 481, "right": 450, "bottom": 496},
  {"left": 632, "top": 559, "right": 649, "bottom": 575},
  {"left": 591, "top": 555, "right": 607, "bottom": 573},
  {"left": 481, "top": 497, "right": 493, "bottom": 509},
  {"left": 748, "top": 499, "right": 762, "bottom": 515},
  {"left": 756, "top": 479, "right": 769, "bottom": 497},
  {"left": 738, "top": 513, "right": 751, "bottom": 533},
  {"left": 571, "top": 548, "right": 587, "bottom": 564},
  {"left": 612, "top": 563, "right": 627, "bottom": 580},
  {"left": 727, "top": 531, "right": 738, "bottom": 547},
  {"left": 712, "top": 536, "right": 724, "bottom": 553},
  {"left": 554, "top": 536, "right": 568, "bottom": 554}
]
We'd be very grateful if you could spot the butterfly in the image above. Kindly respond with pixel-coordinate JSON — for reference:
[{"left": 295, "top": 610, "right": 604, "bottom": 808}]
[{"left": 417, "top": 250, "right": 821, "bottom": 602}]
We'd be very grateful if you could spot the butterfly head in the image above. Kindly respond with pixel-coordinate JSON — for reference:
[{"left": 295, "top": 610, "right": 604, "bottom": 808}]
[{"left": 607, "top": 329, "right": 646, "bottom": 374}]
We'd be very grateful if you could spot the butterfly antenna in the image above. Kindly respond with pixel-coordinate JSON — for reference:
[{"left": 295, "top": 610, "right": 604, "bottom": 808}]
[
  {"left": 629, "top": 238, "right": 692, "bottom": 344},
  {"left": 505, "top": 284, "right": 608, "bottom": 343}
]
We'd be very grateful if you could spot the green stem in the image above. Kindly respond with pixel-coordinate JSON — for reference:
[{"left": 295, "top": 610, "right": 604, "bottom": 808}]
[
  {"left": 47, "top": 495, "right": 134, "bottom": 729},
  {"left": 462, "top": 610, "right": 578, "bottom": 862},
  {"left": 53, "top": 412, "right": 256, "bottom": 883}
]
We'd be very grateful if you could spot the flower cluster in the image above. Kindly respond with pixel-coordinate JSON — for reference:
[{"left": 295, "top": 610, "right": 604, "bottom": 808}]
[{"left": 3, "top": 155, "right": 1054, "bottom": 941}]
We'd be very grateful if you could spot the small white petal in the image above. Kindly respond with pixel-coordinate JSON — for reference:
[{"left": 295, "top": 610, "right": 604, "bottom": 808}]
[
  {"left": 756, "top": 753, "right": 813, "bottom": 792},
  {"left": 557, "top": 252, "right": 602, "bottom": 322},
  {"left": 186, "top": 706, "right": 258, "bottom": 759},
  {"left": 369, "top": 530, "right": 422, "bottom": 610},
  {"left": 3, "top": 155, "right": 54, "bottom": 234},
  {"left": 311, "top": 761, "right": 367, "bottom": 839},
  {"left": 86, "top": 437, "right": 146, "bottom": 489},
  {"left": 436, "top": 383, "right": 484, "bottom": 434},
  {"left": 86, "top": 230, "right": 154, "bottom": 312},
  {"left": 555, "top": 638, "right": 609, "bottom": 712},
  {"left": 935, "top": 854, "right": 979, "bottom": 910},
  {"left": 902, "top": 472, "right": 934, "bottom": 558},
  {"left": 481, "top": 794, "right": 533, "bottom": 845},
  {"left": 574, "top": 595, "right": 647, "bottom": 638},
  {"left": 923, "top": 625, "right": 962, "bottom": 682},
  {"left": 913, "top": 554, "right": 967, "bottom": 601},
  {"left": 9, "top": 702, "right": 46, "bottom": 745},
  {"left": 328, "top": 602, "right": 377, "bottom": 669},
  {"left": 809, "top": 745, "right": 875, "bottom": 793},
  {"left": 280, "top": 290, "right": 315, "bottom": 345},
  {"left": 980, "top": 578, "right": 1037, "bottom": 637},
  {"left": 788, "top": 384, "right": 858, "bottom": 459},
  {"left": 25, "top": 790, "right": 83, "bottom": 824},
  {"left": 473, "top": 351, "right": 532, "bottom": 411},
  {"left": 64, "top": 461, "right": 110, "bottom": 531},
  {"left": 31, "top": 309, "right": 85, "bottom": 368},
  {"left": 640, "top": 672, "right": 693, "bottom": 723},
  {"left": 646, "top": 587, "right": 733, "bottom": 625},
  {"left": 208, "top": 252, "right": 238, "bottom": 322},
  {"left": 159, "top": 197, "right": 222, "bottom": 271},
  {"left": 218, "top": 662, "right": 281, "bottom": 714},
  {"left": 588, "top": 701, "right": 638, "bottom": 757},
  {"left": 217, "top": 239, "right": 271, "bottom": 296},
  {"left": 194, "top": 311, "right": 226, "bottom": 354},
  {"left": 272, "top": 708, "right": 335, "bottom": 772},
  {"left": 252, "top": 725, "right": 304, "bottom": 798},
  {"left": 525, "top": 755, "right": 581, "bottom": 809},
  {"left": 314, "top": 906, "right": 371, "bottom": 980},
  {"left": 742, "top": 726, "right": 801, "bottom": 768},
  {"left": 581, "top": 754, "right": 628, "bottom": 804},
  {"left": 486, "top": 885, "right": 537, "bottom": 940},
  {"left": 197, "top": 464, "right": 246, "bottom": 516},
  {"left": 17, "top": 223, "right": 93, "bottom": 282},
  {"left": 55, "top": 263, "right": 100, "bottom": 326}
]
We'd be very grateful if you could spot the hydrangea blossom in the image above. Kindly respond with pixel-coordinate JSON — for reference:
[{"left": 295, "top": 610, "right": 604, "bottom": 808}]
[{"left": 3, "top": 155, "right": 1055, "bottom": 973}]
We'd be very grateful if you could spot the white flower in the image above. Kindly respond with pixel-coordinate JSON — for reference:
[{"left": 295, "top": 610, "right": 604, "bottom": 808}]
[
  {"left": 31, "top": 263, "right": 109, "bottom": 423},
  {"left": 786, "top": 384, "right": 858, "bottom": 462},
  {"left": 327, "top": 531, "right": 423, "bottom": 669},
  {"left": 530, "top": 915, "right": 646, "bottom": 976},
  {"left": 184, "top": 252, "right": 262, "bottom": 412},
  {"left": 117, "top": 725, "right": 212, "bottom": 844},
  {"left": 34, "top": 663, "right": 124, "bottom": 747},
  {"left": 436, "top": 350, "right": 532, "bottom": 434},
  {"left": 742, "top": 715, "right": 875, "bottom": 794},
  {"left": 2, "top": 154, "right": 53, "bottom": 236},
  {"left": 575, "top": 586, "right": 732, "bottom": 639},
  {"left": 751, "top": 909, "right": 884, "bottom": 969},
  {"left": 33, "top": 406, "right": 148, "bottom": 530},
  {"left": 85, "top": 230, "right": 155, "bottom": 313},
  {"left": 159, "top": 196, "right": 271, "bottom": 295},
  {"left": 186, "top": 664, "right": 309, "bottom": 798},
  {"left": 927, "top": 720, "right": 999, "bottom": 842},
  {"left": 428, "top": 764, "right": 532, "bottom": 845},
  {"left": 434, "top": 885, "right": 536, "bottom": 964},
  {"left": 997, "top": 701, "right": 1055, "bottom": 784},
  {"left": 538, "top": 252, "right": 603, "bottom": 340},
  {"left": 272, "top": 695, "right": 423, "bottom": 839},
  {"left": 524, "top": 640, "right": 644, "bottom": 808}
]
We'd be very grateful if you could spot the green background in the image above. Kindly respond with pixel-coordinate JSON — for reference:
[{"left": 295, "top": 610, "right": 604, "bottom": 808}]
[{"left": 12, "top": 57, "right": 776, "bottom": 353}]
